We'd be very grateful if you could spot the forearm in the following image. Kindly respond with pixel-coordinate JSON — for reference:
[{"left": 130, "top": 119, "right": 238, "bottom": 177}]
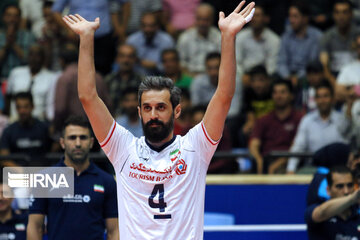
[
  {"left": 312, "top": 194, "right": 356, "bottom": 222},
  {"left": 26, "top": 222, "right": 43, "bottom": 240},
  {"left": 11, "top": 43, "right": 25, "bottom": 61},
  {"left": 78, "top": 33, "right": 98, "bottom": 102}
]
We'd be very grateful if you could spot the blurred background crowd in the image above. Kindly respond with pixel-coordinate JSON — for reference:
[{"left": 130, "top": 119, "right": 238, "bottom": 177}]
[{"left": 0, "top": 0, "right": 359, "bottom": 175}]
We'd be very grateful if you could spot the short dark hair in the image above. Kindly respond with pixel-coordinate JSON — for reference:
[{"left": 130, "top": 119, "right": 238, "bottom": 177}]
[
  {"left": 290, "top": 0, "right": 310, "bottom": 16},
  {"left": 121, "top": 87, "right": 138, "bottom": 101},
  {"left": 272, "top": 79, "right": 293, "bottom": 94},
  {"left": 138, "top": 76, "right": 181, "bottom": 109},
  {"left": 315, "top": 80, "right": 334, "bottom": 97},
  {"left": 248, "top": 65, "right": 268, "bottom": 77},
  {"left": 161, "top": 48, "right": 179, "bottom": 62},
  {"left": 14, "top": 92, "right": 33, "bottom": 106},
  {"left": 327, "top": 165, "right": 353, "bottom": 187},
  {"left": 59, "top": 43, "right": 78, "bottom": 65},
  {"left": 62, "top": 115, "right": 92, "bottom": 137},
  {"left": 43, "top": 1, "right": 53, "bottom": 8},
  {"left": 306, "top": 61, "right": 323, "bottom": 73},
  {"left": 205, "top": 52, "right": 221, "bottom": 63},
  {"left": 2, "top": 4, "right": 21, "bottom": 16}
]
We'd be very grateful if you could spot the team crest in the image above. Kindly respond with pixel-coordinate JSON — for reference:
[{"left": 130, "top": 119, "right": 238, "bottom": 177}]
[
  {"left": 175, "top": 159, "right": 187, "bottom": 175},
  {"left": 170, "top": 149, "right": 181, "bottom": 162}
]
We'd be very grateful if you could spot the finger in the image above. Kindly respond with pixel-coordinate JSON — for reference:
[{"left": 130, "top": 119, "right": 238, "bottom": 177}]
[
  {"left": 95, "top": 17, "right": 100, "bottom": 23},
  {"left": 63, "top": 16, "right": 74, "bottom": 25},
  {"left": 240, "top": 2, "right": 252, "bottom": 15},
  {"left": 234, "top": 1, "right": 245, "bottom": 13},
  {"left": 245, "top": 8, "right": 255, "bottom": 23},
  {"left": 75, "top": 14, "right": 85, "bottom": 21},
  {"left": 242, "top": 2, "right": 255, "bottom": 16},
  {"left": 68, "top": 14, "right": 79, "bottom": 23},
  {"left": 219, "top": 11, "right": 225, "bottom": 20}
]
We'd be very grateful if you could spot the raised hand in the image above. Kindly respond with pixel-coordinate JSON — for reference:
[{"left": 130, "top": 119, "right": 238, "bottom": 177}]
[
  {"left": 218, "top": 1, "right": 255, "bottom": 36},
  {"left": 63, "top": 14, "right": 100, "bottom": 36}
]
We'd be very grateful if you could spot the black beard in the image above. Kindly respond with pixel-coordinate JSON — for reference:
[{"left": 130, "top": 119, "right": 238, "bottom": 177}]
[
  {"left": 142, "top": 115, "right": 174, "bottom": 143},
  {"left": 67, "top": 151, "right": 88, "bottom": 165}
]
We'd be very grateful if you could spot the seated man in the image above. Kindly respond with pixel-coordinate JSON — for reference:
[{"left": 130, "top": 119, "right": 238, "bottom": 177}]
[
  {"left": 306, "top": 165, "right": 360, "bottom": 239},
  {"left": 249, "top": 79, "right": 303, "bottom": 174},
  {"left": 0, "top": 182, "right": 27, "bottom": 240},
  {"left": 287, "top": 81, "right": 352, "bottom": 173},
  {"left": 0, "top": 92, "right": 51, "bottom": 166}
]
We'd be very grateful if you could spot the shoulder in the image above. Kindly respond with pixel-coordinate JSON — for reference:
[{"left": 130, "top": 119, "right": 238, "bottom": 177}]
[
  {"left": 178, "top": 28, "right": 196, "bottom": 40},
  {"left": 127, "top": 31, "right": 143, "bottom": 42}
]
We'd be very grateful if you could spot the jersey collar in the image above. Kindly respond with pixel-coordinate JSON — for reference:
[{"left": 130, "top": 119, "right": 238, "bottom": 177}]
[{"left": 145, "top": 135, "right": 177, "bottom": 152}]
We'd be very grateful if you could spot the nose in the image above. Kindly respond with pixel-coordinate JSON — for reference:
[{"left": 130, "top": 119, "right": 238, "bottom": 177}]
[
  {"left": 150, "top": 108, "right": 158, "bottom": 119},
  {"left": 75, "top": 137, "right": 81, "bottom": 147},
  {"left": 343, "top": 185, "right": 351, "bottom": 196}
]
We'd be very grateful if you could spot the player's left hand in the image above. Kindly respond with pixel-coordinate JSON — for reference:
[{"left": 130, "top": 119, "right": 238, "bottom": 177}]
[{"left": 218, "top": 1, "right": 255, "bottom": 36}]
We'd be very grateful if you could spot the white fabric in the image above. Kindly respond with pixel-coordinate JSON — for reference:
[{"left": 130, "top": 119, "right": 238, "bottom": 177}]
[
  {"left": 7, "top": 66, "right": 59, "bottom": 121},
  {"left": 101, "top": 121, "right": 219, "bottom": 240},
  {"left": 337, "top": 60, "right": 360, "bottom": 85}
]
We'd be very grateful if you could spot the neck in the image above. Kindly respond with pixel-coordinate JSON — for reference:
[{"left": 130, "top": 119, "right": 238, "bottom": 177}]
[
  {"left": 338, "top": 25, "right": 350, "bottom": 36},
  {"left": 319, "top": 110, "right": 331, "bottom": 120},
  {"left": 295, "top": 25, "right": 307, "bottom": 38},
  {"left": 275, "top": 106, "right": 292, "bottom": 120},
  {"left": 64, "top": 157, "right": 90, "bottom": 176},
  {"left": 0, "top": 209, "right": 12, "bottom": 223},
  {"left": 252, "top": 27, "right": 264, "bottom": 39}
]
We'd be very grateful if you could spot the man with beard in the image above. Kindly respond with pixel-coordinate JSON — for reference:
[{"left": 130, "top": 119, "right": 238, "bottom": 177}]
[
  {"left": 27, "top": 116, "right": 119, "bottom": 240},
  {"left": 126, "top": 12, "right": 174, "bottom": 75},
  {"left": 115, "top": 87, "right": 143, "bottom": 137},
  {"left": 62, "top": 1, "right": 255, "bottom": 238},
  {"left": 287, "top": 81, "right": 352, "bottom": 173},
  {"left": 249, "top": 80, "right": 303, "bottom": 174}
]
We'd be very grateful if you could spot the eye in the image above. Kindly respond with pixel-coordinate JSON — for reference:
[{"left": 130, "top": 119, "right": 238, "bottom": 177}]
[
  {"left": 157, "top": 105, "right": 165, "bottom": 110},
  {"left": 68, "top": 136, "right": 77, "bottom": 140},
  {"left": 143, "top": 106, "right": 151, "bottom": 111},
  {"left": 80, "top": 135, "right": 89, "bottom": 140}
]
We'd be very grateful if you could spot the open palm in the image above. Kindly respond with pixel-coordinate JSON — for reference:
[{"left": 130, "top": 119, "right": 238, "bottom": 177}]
[
  {"left": 218, "top": 1, "right": 255, "bottom": 36},
  {"left": 63, "top": 14, "right": 100, "bottom": 35}
]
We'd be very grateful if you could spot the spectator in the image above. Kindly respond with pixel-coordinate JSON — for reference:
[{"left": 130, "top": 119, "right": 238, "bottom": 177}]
[
  {"left": 161, "top": 48, "right": 192, "bottom": 90},
  {"left": 52, "top": 0, "right": 130, "bottom": 75},
  {"left": 0, "top": 4, "right": 35, "bottom": 80},
  {"left": 53, "top": 44, "right": 111, "bottom": 138},
  {"left": 191, "top": 105, "right": 237, "bottom": 174},
  {"left": 296, "top": 61, "right": 325, "bottom": 112},
  {"left": 19, "top": 0, "right": 44, "bottom": 39},
  {"left": 0, "top": 182, "right": 27, "bottom": 240},
  {"left": 239, "top": 66, "right": 274, "bottom": 147},
  {"left": 126, "top": 0, "right": 162, "bottom": 34},
  {"left": 0, "top": 92, "right": 51, "bottom": 166},
  {"left": 249, "top": 80, "right": 303, "bottom": 174},
  {"left": 173, "top": 88, "right": 192, "bottom": 136},
  {"left": 336, "top": 33, "right": 360, "bottom": 101},
  {"left": 40, "top": 1, "right": 72, "bottom": 72},
  {"left": 126, "top": 12, "right": 174, "bottom": 75},
  {"left": 190, "top": 52, "right": 242, "bottom": 118},
  {"left": 320, "top": 0, "right": 358, "bottom": 86},
  {"left": 236, "top": 4, "right": 280, "bottom": 84},
  {"left": 287, "top": 81, "right": 352, "bottom": 173},
  {"left": 305, "top": 166, "right": 360, "bottom": 240},
  {"left": 6, "top": 44, "right": 58, "bottom": 121},
  {"left": 105, "top": 44, "right": 143, "bottom": 112},
  {"left": 115, "top": 87, "right": 142, "bottom": 138},
  {"left": 162, "top": 0, "right": 200, "bottom": 39},
  {"left": 177, "top": 3, "right": 221, "bottom": 75},
  {"left": 27, "top": 116, "right": 119, "bottom": 240},
  {"left": 308, "top": 0, "right": 335, "bottom": 30},
  {"left": 277, "top": 1, "right": 322, "bottom": 87}
]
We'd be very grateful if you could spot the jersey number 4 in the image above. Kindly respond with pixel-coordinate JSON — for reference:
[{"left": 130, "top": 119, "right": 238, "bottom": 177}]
[{"left": 148, "top": 184, "right": 172, "bottom": 219}]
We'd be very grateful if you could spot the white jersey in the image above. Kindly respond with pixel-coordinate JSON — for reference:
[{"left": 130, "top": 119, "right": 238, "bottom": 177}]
[{"left": 100, "top": 120, "right": 219, "bottom": 240}]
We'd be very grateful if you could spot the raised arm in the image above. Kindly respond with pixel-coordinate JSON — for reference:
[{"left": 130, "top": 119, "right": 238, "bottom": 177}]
[
  {"left": 63, "top": 15, "right": 114, "bottom": 142},
  {"left": 203, "top": 1, "right": 255, "bottom": 141}
]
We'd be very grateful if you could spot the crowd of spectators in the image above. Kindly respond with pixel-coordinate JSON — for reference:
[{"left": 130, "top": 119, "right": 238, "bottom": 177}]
[{"left": 0, "top": 0, "right": 359, "bottom": 175}]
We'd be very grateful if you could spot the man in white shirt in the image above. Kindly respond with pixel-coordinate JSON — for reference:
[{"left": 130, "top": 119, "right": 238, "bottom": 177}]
[{"left": 62, "top": 1, "right": 255, "bottom": 239}]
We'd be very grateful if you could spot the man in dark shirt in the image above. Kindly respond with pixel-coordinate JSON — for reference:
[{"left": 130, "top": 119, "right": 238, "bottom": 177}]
[
  {"left": 306, "top": 165, "right": 360, "bottom": 240},
  {"left": 27, "top": 116, "right": 118, "bottom": 240},
  {"left": 0, "top": 183, "right": 27, "bottom": 240},
  {"left": 0, "top": 92, "right": 51, "bottom": 166},
  {"left": 249, "top": 79, "right": 303, "bottom": 173}
]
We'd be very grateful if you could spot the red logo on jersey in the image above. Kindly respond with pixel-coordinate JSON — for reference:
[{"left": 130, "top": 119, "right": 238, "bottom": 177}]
[{"left": 175, "top": 159, "right": 187, "bottom": 175}]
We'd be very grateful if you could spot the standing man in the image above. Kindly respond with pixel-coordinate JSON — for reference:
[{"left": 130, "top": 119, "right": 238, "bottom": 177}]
[
  {"left": 27, "top": 116, "right": 119, "bottom": 240},
  {"left": 62, "top": 1, "right": 255, "bottom": 238}
]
